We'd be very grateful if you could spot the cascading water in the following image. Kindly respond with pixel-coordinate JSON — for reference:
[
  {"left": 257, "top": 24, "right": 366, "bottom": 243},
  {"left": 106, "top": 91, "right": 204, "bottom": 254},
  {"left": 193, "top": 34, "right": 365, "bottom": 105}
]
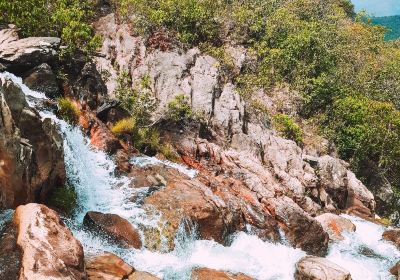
[{"left": 0, "top": 72, "right": 399, "bottom": 280}]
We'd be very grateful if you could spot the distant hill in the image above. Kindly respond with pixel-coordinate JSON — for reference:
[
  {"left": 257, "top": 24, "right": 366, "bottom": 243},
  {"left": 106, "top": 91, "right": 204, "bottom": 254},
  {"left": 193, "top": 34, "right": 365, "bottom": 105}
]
[{"left": 372, "top": 15, "right": 400, "bottom": 40}]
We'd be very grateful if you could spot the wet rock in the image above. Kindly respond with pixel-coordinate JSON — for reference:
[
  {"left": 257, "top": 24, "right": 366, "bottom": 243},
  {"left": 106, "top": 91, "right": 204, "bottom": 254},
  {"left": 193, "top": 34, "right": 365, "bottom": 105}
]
[
  {"left": 383, "top": 229, "right": 400, "bottom": 249},
  {"left": 86, "top": 252, "right": 134, "bottom": 280},
  {"left": 13, "top": 203, "right": 85, "bottom": 279},
  {"left": 83, "top": 211, "right": 142, "bottom": 249},
  {"left": 22, "top": 63, "right": 60, "bottom": 98},
  {"left": 144, "top": 179, "right": 245, "bottom": 249},
  {"left": 264, "top": 197, "right": 329, "bottom": 256},
  {"left": 0, "top": 76, "right": 65, "bottom": 208},
  {"left": 128, "top": 271, "right": 160, "bottom": 280},
  {"left": 0, "top": 26, "right": 60, "bottom": 73},
  {"left": 295, "top": 256, "right": 352, "bottom": 280},
  {"left": 390, "top": 261, "right": 400, "bottom": 278},
  {"left": 191, "top": 268, "right": 253, "bottom": 280},
  {"left": 316, "top": 213, "right": 356, "bottom": 241},
  {"left": 80, "top": 110, "right": 122, "bottom": 154},
  {"left": 0, "top": 222, "right": 20, "bottom": 280}
]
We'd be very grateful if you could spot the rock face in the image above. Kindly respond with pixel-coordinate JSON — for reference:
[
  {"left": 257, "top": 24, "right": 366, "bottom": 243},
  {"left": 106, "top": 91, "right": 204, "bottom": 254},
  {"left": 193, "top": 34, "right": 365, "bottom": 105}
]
[
  {"left": 0, "top": 25, "right": 60, "bottom": 73},
  {"left": 22, "top": 63, "right": 60, "bottom": 98},
  {"left": 295, "top": 256, "right": 352, "bottom": 280},
  {"left": 383, "top": 229, "right": 400, "bottom": 249},
  {"left": 13, "top": 203, "right": 85, "bottom": 280},
  {"left": 86, "top": 252, "right": 134, "bottom": 280},
  {"left": 315, "top": 213, "right": 356, "bottom": 241},
  {"left": 0, "top": 221, "right": 21, "bottom": 280},
  {"left": 0, "top": 76, "right": 65, "bottom": 208},
  {"left": 191, "top": 268, "right": 253, "bottom": 280},
  {"left": 83, "top": 211, "right": 142, "bottom": 249}
]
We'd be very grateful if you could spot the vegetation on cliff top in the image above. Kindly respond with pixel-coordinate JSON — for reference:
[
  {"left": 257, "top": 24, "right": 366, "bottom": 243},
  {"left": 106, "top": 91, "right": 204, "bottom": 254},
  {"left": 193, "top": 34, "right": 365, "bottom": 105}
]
[
  {"left": 113, "top": 0, "right": 400, "bottom": 199},
  {"left": 0, "top": 0, "right": 100, "bottom": 55}
]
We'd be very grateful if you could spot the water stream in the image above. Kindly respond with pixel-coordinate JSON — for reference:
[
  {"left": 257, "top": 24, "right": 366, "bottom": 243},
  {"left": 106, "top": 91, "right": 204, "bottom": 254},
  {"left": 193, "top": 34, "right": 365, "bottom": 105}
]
[{"left": 0, "top": 72, "right": 399, "bottom": 279}]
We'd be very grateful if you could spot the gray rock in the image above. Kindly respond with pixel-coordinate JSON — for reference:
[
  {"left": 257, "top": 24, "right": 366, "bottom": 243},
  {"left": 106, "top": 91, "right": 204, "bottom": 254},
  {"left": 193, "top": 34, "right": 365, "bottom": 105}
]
[
  {"left": 22, "top": 63, "right": 59, "bottom": 98},
  {"left": 295, "top": 256, "right": 352, "bottom": 280},
  {"left": 0, "top": 29, "right": 60, "bottom": 73}
]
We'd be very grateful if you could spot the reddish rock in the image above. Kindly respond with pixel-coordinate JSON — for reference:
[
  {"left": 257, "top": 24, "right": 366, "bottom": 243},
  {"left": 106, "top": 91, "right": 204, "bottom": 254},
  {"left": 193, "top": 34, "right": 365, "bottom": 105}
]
[
  {"left": 316, "top": 213, "right": 356, "bottom": 241},
  {"left": 13, "top": 203, "right": 85, "bottom": 280},
  {"left": 295, "top": 256, "right": 352, "bottom": 280},
  {"left": 390, "top": 261, "right": 400, "bottom": 278},
  {"left": 191, "top": 268, "right": 253, "bottom": 280},
  {"left": 383, "top": 229, "right": 400, "bottom": 249},
  {"left": 264, "top": 197, "right": 329, "bottom": 256},
  {"left": 129, "top": 271, "right": 160, "bottom": 280},
  {"left": 84, "top": 211, "right": 142, "bottom": 249},
  {"left": 86, "top": 252, "right": 134, "bottom": 280}
]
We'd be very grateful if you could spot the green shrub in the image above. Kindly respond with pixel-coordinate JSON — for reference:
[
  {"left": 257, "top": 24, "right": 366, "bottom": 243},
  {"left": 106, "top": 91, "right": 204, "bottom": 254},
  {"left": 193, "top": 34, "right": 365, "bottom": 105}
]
[
  {"left": 167, "top": 94, "right": 193, "bottom": 122},
  {"left": 0, "top": 0, "right": 100, "bottom": 55},
  {"left": 327, "top": 96, "right": 400, "bottom": 186},
  {"left": 111, "top": 118, "right": 136, "bottom": 136},
  {"left": 57, "top": 97, "right": 80, "bottom": 124},
  {"left": 47, "top": 185, "right": 78, "bottom": 215},
  {"left": 273, "top": 114, "right": 303, "bottom": 145}
]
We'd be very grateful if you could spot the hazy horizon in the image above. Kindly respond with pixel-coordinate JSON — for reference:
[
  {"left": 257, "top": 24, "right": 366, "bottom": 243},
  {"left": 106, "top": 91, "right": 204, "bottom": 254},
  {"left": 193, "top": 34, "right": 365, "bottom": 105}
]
[{"left": 352, "top": 0, "right": 400, "bottom": 17}]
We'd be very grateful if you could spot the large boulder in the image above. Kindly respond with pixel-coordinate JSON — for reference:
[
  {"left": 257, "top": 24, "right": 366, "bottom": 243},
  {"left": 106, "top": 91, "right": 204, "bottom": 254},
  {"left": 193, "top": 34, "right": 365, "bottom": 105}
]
[
  {"left": 0, "top": 76, "right": 65, "bottom": 208},
  {"left": 264, "top": 197, "right": 329, "bottom": 256},
  {"left": 13, "top": 203, "right": 85, "bottom": 280},
  {"left": 129, "top": 271, "right": 160, "bottom": 280},
  {"left": 383, "top": 229, "right": 400, "bottom": 249},
  {"left": 83, "top": 211, "right": 142, "bottom": 249},
  {"left": 0, "top": 26, "right": 60, "bottom": 73},
  {"left": 191, "top": 268, "right": 253, "bottom": 280},
  {"left": 86, "top": 252, "right": 134, "bottom": 280},
  {"left": 22, "top": 63, "right": 60, "bottom": 98},
  {"left": 295, "top": 256, "right": 352, "bottom": 280},
  {"left": 315, "top": 213, "right": 356, "bottom": 241}
]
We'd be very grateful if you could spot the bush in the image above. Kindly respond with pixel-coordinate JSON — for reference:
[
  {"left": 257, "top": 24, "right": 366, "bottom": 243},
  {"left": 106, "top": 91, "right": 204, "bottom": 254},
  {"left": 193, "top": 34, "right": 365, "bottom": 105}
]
[
  {"left": 167, "top": 94, "right": 193, "bottom": 122},
  {"left": 0, "top": 0, "right": 100, "bottom": 55},
  {"left": 47, "top": 185, "right": 78, "bottom": 215},
  {"left": 273, "top": 114, "right": 304, "bottom": 145},
  {"left": 111, "top": 118, "right": 136, "bottom": 136},
  {"left": 327, "top": 96, "right": 400, "bottom": 186},
  {"left": 57, "top": 97, "right": 80, "bottom": 124}
]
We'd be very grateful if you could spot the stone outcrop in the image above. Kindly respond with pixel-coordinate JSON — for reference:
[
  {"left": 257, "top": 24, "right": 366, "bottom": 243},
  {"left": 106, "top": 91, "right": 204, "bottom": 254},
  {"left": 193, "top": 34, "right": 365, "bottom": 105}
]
[
  {"left": 86, "top": 252, "right": 160, "bottom": 280},
  {"left": 22, "top": 63, "right": 60, "bottom": 98},
  {"left": 383, "top": 229, "right": 400, "bottom": 249},
  {"left": 86, "top": 252, "right": 134, "bottom": 280},
  {"left": 315, "top": 213, "right": 356, "bottom": 241},
  {"left": 191, "top": 268, "right": 253, "bottom": 280},
  {"left": 83, "top": 211, "right": 142, "bottom": 249},
  {"left": 295, "top": 256, "right": 352, "bottom": 280},
  {"left": 13, "top": 203, "right": 85, "bottom": 280},
  {"left": 0, "top": 25, "right": 60, "bottom": 73},
  {"left": 0, "top": 76, "right": 65, "bottom": 208}
]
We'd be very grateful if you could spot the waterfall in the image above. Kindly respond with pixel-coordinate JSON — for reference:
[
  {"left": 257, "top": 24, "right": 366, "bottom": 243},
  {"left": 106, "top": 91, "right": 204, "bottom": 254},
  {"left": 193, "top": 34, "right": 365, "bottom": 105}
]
[{"left": 0, "top": 72, "right": 399, "bottom": 280}]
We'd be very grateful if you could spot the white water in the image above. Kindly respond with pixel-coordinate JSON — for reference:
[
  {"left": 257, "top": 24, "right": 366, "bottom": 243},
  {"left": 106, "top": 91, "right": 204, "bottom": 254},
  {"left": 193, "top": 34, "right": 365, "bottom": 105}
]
[{"left": 1, "top": 72, "right": 399, "bottom": 280}]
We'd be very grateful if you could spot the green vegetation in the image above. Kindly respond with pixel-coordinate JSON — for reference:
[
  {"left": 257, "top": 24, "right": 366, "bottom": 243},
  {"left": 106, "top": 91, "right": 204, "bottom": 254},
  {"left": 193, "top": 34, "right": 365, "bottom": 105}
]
[
  {"left": 111, "top": 118, "right": 136, "bottom": 136},
  {"left": 0, "top": 0, "right": 100, "bottom": 55},
  {"left": 113, "top": 0, "right": 400, "bottom": 198},
  {"left": 372, "top": 16, "right": 400, "bottom": 40},
  {"left": 167, "top": 94, "right": 193, "bottom": 122},
  {"left": 57, "top": 97, "right": 81, "bottom": 124},
  {"left": 47, "top": 185, "right": 78, "bottom": 215},
  {"left": 273, "top": 114, "right": 303, "bottom": 145}
]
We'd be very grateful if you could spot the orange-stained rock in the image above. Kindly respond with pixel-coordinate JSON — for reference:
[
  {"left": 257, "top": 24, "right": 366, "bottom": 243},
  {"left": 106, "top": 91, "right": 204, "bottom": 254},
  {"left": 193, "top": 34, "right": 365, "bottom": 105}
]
[
  {"left": 13, "top": 203, "right": 85, "bottom": 280},
  {"left": 128, "top": 271, "right": 160, "bottom": 280},
  {"left": 86, "top": 252, "right": 134, "bottom": 280},
  {"left": 383, "top": 229, "right": 400, "bottom": 249},
  {"left": 316, "top": 213, "right": 356, "bottom": 241},
  {"left": 191, "top": 268, "right": 253, "bottom": 280},
  {"left": 84, "top": 211, "right": 142, "bottom": 249}
]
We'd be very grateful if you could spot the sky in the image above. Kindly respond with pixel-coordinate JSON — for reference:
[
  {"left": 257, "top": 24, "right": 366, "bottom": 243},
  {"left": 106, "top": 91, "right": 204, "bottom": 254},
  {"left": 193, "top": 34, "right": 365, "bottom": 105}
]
[{"left": 352, "top": 0, "right": 400, "bottom": 16}]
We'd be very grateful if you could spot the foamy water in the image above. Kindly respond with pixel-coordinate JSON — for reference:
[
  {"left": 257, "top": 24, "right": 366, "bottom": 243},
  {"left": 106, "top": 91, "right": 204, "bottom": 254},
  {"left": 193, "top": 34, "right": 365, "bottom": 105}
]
[{"left": 1, "top": 72, "right": 399, "bottom": 280}]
